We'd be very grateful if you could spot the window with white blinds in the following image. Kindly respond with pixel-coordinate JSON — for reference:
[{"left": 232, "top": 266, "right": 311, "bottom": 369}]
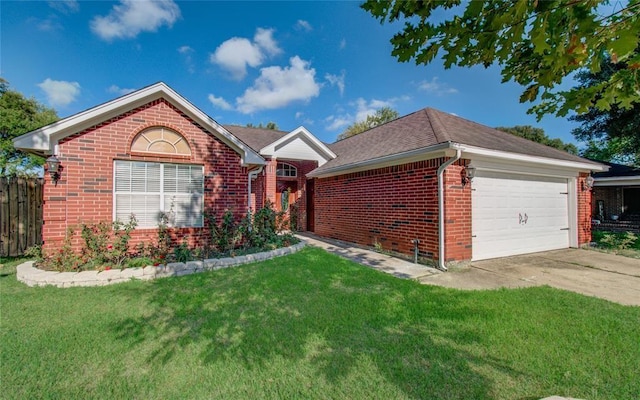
[{"left": 114, "top": 161, "right": 204, "bottom": 228}]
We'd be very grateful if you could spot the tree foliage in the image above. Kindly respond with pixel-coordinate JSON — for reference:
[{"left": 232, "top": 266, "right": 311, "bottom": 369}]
[
  {"left": 362, "top": 0, "right": 640, "bottom": 119},
  {"left": 246, "top": 121, "right": 279, "bottom": 130},
  {"left": 337, "top": 107, "right": 399, "bottom": 140},
  {"left": 0, "top": 78, "right": 58, "bottom": 176},
  {"left": 569, "top": 58, "right": 640, "bottom": 165},
  {"left": 495, "top": 125, "right": 578, "bottom": 155}
]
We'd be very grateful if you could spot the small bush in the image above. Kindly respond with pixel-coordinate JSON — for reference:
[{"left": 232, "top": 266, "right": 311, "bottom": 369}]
[
  {"left": 39, "top": 227, "right": 82, "bottom": 272},
  {"left": 173, "top": 241, "right": 193, "bottom": 263},
  {"left": 598, "top": 231, "right": 639, "bottom": 250}
]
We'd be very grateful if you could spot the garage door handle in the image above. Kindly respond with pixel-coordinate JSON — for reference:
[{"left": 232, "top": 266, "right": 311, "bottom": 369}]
[{"left": 560, "top": 228, "right": 570, "bottom": 231}]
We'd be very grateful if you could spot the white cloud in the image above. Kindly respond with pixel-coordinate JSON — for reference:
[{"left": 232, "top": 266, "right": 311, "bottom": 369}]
[
  {"left": 325, "top": 70, "right": 346, "bottom": 96},
  {"left": 38, "top": 78, "right": 80, "bottom": 107},
  {"left": 295, "top": 111, "right": 304, "bottom": 119},
  {"left": 107, "top": 85, "right": 135, "bottom": 96},
  {"left": 295, "top": 20, "right": 312, "bottom": 31},
  {"left": 418, "top": 77, "right": 458, "bottom": 95},
  {"left": 236, "top": 56, "right": 320, "bottom": 114},
  {"left": 32, "top": 16, "right": 62, "bottom": 32},
  {"left": 253, "top": 28, "right": 281, "bottom": 57},
  {"left": 210, "top": 38, "right": 263, "bottom": 80},
  {"left": 353, "top": 98, "right": 392, "bottom": 122},
  {"left": 339, "top": 38, "right": 347, "bottom": 50},
  {"left": 178, "top": 45, "right": 195, "bottom": 73},
  {"left": 324, "top": 96, "right": 409, "bottom": 131},
  {"left": 208, "top": 94, "right": 233, "bottom": 110},
  {"left": 324, "top": 115, "right": 352, "bottom": 131},
  {"left": 210, "top": 28, "right": 281, "bottom": 80},
  {"left": 178, "top": 45, "right": 193, "bottom": 54},
  {"left": 48, "top": 0, "right": 79, "bottom": 14},
  {"left": 90, "top": 0, "right": 180, "bottom": 41}
]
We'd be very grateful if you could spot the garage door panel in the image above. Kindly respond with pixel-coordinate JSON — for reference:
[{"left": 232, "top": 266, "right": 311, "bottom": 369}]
[{"left": 472, "top": 172, "right": 570, "bottom": 260}]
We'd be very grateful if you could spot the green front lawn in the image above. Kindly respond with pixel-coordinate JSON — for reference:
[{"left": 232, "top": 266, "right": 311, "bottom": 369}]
[{"left": 1, "top": 248, "right": 639, "bottom": 399}]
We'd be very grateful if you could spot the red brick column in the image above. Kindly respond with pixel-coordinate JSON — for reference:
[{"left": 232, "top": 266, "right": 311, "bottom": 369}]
[
  {"left": 442, "top": 161, "right": 472, "bottom": 262},
  {"left": 577, "top": 173, "right": 593, "bottom": 245},
  {"left": 264, "top": 158, "right": 277, "bottom": 206}
]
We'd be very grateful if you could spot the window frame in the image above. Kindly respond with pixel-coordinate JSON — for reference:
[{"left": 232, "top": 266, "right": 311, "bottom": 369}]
[
  {"left": 113, "top": 160, "right": 204, "bottom": 229},
  {"left": 276, "top": 162, "right": 297, "bottom": 178}
]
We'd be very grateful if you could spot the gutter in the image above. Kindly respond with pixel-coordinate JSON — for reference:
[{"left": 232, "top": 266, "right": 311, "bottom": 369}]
[
  {"left": 247, "top": 166, "right": 264, "bottom": 214},
  {"left": 308, "top": 142, "right": 453, "bottom": 179},
  {"left": 436, "top": 148, "right": 462, "bottom": 271}
]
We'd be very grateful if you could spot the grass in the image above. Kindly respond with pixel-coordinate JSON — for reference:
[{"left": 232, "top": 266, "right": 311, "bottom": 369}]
[
  {"left": 591, "top": 230, "right": 640, "bottom": 258},
  {"left": 1, "top": 248, "right": 639, "bottom": 399}
]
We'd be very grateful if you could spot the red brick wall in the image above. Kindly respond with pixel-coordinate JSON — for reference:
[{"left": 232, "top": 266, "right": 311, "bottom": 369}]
[
  {"left": 314, "top": 158, "right": 472, "bottom": 262},
  {"left": 592, "top": 186, "right": 621, "bottom": 220},
  {"left": 443, "top": 162, "right": 472, "bottom": 261},
  {"left": 577, "top": 173, "right": 593, "bottom": 245},
  {"left": 43, "top": 99, "right": 248, "bottom": 252},
  {"left": 251, "top": 159, "right": 317, "bottom": 230},
  {"left": 291, "top": 160, "right": 317, "bottom": 231}
]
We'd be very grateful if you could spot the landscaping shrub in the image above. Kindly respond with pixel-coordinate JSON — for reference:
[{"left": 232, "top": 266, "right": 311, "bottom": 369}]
[
  {"left": 32, "top": 204, "right": 298, "bottom": 272},
  {"left": 594, "top": 231, "right": 639, "bottom": 250}
]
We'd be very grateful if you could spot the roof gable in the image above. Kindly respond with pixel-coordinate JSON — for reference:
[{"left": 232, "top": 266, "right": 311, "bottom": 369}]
[
  {"left": 226, "top": 125, "right": 335, "bottom": 166},
  {"left": 260, "top": 127, "right": 335, "bottom": 166},
  {"left": 13, "top": 82, "right": 264, "bottom": 166}
]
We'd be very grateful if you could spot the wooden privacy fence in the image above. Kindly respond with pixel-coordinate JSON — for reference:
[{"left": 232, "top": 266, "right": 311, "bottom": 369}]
[{"left": 0, "top": 177, "right": 44, "bottom": 257}]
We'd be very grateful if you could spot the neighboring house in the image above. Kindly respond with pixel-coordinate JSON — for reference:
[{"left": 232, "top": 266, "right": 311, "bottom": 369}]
[
  {"left": 591, "top": 162, "right": 640, "bottom": 231},
  {"left": 14, "top": 82, "right": 605, "bottom": 267}
]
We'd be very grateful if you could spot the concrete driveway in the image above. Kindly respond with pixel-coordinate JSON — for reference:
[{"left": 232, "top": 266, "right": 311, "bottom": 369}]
[{"left": 420, "top": 249, "right": 640, "bottom": 306}]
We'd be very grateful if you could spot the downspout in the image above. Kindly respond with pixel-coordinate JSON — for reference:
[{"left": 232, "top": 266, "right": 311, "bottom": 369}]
[
  {"left": 437, "top": 148, "right": 462, "bottom": 271},
  {"left": 247, "top": 166, "right": 264, "bottom": 214}
]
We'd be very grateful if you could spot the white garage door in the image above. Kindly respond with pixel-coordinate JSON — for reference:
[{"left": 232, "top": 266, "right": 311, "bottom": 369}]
[{"left": 472, "top": 171, "right": 570, "bottom": 261}]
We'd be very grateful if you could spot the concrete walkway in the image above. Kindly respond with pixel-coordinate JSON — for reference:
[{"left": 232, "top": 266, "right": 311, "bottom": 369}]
[
  {"left": 298, "top": 234, "right": 640, "bottom": 306},
  {"left": 296, "top": 233, "right": 439, "bottom": 280}
]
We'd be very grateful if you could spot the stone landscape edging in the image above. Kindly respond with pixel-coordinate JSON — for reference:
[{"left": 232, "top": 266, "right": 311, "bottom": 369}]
[{"left": 16, "top": 241, "right": 306, "bottom": 288}]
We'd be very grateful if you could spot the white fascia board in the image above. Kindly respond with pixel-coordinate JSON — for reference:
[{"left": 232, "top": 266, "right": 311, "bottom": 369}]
[
  {"left": 308, "top": 143, "right": 455, "bottom": 178},
  {"left": 457, "top": 144, "right": 606, "bottom": 173},
  {"left": 260, "top": 126, "right": 336, "bottom": 160},
  {"left": 12, "top": 82, "right": 264, "bottom": 166},
  {"left": 593, "top": 176, "right": 640, "bottom": 186}
]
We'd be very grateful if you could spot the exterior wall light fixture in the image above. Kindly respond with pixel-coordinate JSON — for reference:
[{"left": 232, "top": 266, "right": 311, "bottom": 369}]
[
  {"left": 462, "top": 164, "right": 476, "bottom": 186},
  {"left": 45, "top": 155, "right": 62, "bottom": 184}
]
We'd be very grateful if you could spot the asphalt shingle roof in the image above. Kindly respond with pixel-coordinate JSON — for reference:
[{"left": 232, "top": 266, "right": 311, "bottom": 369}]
[
  {"left": 311, "top": 107, "right": 599, "bottom": 176},
  {"left": 593, "top": 161, "right": 640, "bottom": 178},
  {"left": 223, "top": 125, "right": 287, "bottom": 153}
]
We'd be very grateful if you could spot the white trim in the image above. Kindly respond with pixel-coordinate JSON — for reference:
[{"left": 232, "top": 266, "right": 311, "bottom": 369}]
[
  {"left": 567, "top": 177, "right": 579, "bottom": 248},
  {"left": 593, "top": 176, "right": 640, "bottom": 186},
  {"left": 456, "top": 144, "right": 606, "bottom": 172},
  {"left": 13, "top": 82, "right": 264, "bottom": 166},
  {"left": 463, "top": 157, "right": 589, "bottom": 179},
  {"left": 259, "top": 126, "right": 336, "bottom": 166},
  {"left": 310, "top": 142, "right": 605, "bottom": 179},
  {"left": 308, "top": 143, "right": 455, "bottom": 178}
]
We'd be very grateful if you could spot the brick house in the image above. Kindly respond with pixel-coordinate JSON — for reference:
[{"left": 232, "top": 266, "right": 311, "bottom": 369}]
[
  {"left": 591, "top": 162, "right": 640, "bottom": 232},
  {"left": 14, "top": 83, "right": 605, "bottom": 268}
]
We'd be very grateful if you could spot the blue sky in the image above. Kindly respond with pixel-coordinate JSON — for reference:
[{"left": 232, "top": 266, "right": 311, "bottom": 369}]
[{"left": 2, "top": 0, "right": 582, "bottom": 145}]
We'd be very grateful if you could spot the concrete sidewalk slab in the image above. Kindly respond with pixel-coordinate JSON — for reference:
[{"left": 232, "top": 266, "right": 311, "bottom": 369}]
[{"left": 297, "top": 233, "right": 439, "bottom": 280}]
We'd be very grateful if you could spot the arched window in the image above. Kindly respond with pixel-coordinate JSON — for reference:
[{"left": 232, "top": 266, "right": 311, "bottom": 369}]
[
  {"left": 276, "top": 162, "right": 297, "bottom": 177},
  {"left": 131, "top": 127, "right": 191, "bottom": 156}
]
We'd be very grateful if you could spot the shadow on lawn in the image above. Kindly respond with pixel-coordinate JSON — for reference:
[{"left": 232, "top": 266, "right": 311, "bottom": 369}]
[{"left": 112, "top": 248, "right": 518, "bottom": 398}]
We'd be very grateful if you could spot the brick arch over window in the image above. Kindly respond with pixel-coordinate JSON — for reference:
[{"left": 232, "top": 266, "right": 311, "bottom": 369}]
[{"left": 131, "top": 126, "right": 191, "bottom": 156}]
